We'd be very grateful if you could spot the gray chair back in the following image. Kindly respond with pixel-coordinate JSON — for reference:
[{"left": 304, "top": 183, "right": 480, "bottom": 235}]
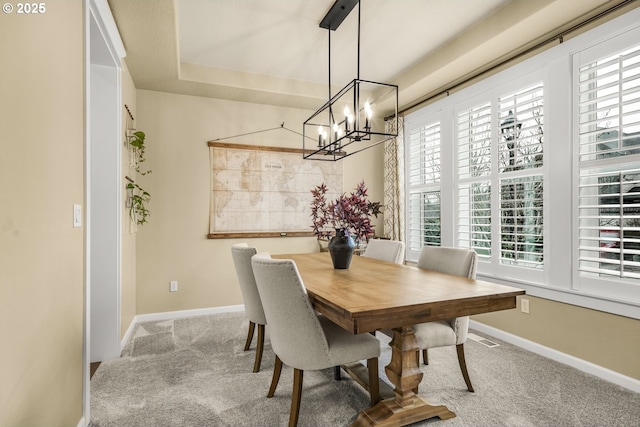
[
  {"left": 231, "top": 243, "right": 266, "bottom": 325},
  {"left": 251, "top": 253, "right": 332, "bottom": 371},
  {"left": 363, "top": 239, "right": 405, "bottom": 264},
  {"left": 417, "top": 246, "right": 477, "bottom": 279}
]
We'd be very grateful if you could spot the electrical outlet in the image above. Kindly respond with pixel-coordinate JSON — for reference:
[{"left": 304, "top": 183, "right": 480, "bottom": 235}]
[
  {"left": 170, "top": 280, "right": 178, "bottom": 292},
  {"left": 521, "top": 298, "right": 530, "bottom": 314}
]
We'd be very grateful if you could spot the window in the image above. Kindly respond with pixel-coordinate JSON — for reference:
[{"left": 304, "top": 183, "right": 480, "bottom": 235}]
[
  {"left": 497, "top": 84, "right": 544, "bottom": 269},
  {"left": 499, "top": 174, "right": 543, "bottom": 269},
  {"left": 406, "top": 121, "right": 441, "bottom": 253},
  {"left": 457, "top": 103, "right": 492, "bottom": 260},
  {"left": 403, "top": 8, "right": 640, "bottom": 317},
  {"left": 576, "top": 43, "right": 640, "bottom": 282},
  {"left": 456, "top": 85, "right": 545, "bottom": 275}
]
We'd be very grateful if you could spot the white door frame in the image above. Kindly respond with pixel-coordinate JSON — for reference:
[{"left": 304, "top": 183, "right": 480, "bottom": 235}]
[{"left": 83, "top": 0, "right": 125, "bottom": 425}]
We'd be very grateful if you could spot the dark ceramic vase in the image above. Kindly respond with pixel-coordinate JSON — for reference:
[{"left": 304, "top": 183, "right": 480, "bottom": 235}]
[{"left": 328, "top": 229, "right": 355, "bottom": 269}]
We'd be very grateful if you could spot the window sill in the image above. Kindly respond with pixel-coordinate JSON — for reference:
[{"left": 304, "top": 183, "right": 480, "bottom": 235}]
[{"left": 476, "top": 273, "right": 640, "bottom": 320}]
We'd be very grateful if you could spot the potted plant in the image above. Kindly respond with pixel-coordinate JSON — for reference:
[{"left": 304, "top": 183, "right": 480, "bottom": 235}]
[{"left": 310, "top": 181, "right": 381, "bottom": 268}]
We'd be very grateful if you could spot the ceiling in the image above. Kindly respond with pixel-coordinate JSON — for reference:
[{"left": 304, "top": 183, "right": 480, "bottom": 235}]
[{"left": 108, "top": 0, "right": 623, "bottom": 113}]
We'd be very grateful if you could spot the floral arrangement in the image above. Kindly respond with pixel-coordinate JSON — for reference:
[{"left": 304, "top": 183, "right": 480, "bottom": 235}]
[{"left": 310, "top": 181, "right": 382, "bottom": 242}]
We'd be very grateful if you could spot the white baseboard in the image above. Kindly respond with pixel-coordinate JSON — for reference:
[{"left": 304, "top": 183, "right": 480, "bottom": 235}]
[
  {"left": 76, "top": 417, "right": 85, "bottom": 427},
  {"left": 120, "top": 305, "right": 246, "bottom": 350},
  {"left": 470, "top": 320, "right": 640, "bottom": 393}
]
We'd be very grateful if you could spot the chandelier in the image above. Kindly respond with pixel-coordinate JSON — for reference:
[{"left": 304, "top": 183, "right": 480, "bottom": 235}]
[{"left": 303, "top": 0, "right": 398, "bottom": 161}]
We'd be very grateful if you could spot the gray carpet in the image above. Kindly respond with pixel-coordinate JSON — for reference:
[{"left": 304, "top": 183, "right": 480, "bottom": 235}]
[{"left": 89, "top": 312, "right": 640, "bottom": 427}]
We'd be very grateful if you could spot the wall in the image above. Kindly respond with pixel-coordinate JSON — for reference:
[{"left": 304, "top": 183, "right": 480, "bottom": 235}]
[
  {"left": 0, "top": 1, "right": 84, "bottom": 426},
  {"left": 472, "top": 296, "right": 640, "bottom": 381},
  {"left": 135, "top": 90, "right": 385, "bottom": 315}
]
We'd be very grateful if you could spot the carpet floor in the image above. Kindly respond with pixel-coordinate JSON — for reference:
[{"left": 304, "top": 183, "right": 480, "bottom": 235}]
[{"left": 89, "top": 312, "right": 640, "bottom": 426}]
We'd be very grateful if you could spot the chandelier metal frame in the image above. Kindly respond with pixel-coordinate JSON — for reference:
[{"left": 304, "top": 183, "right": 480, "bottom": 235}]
[{"left": 302, "top": 0, "right": 398, "bottom": 161}]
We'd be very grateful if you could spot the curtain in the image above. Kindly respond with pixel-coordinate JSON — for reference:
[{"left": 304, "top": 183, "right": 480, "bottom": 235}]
[{"left": 383, "top": 115, "right": 404, "bottom": 241}]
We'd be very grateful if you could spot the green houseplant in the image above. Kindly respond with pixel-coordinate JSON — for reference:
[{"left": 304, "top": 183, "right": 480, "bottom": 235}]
[
  {"left": 127, "top": 130, "right": 151, "bottom": 225},
  {"left": 129, "top": 131, "right": 151, "bottom": 176},
  {"left": 126, "top": 182, "right": 151, "bottom": 225}
]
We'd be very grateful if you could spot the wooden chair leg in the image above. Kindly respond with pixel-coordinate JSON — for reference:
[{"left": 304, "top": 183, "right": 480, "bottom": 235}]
[
  {"left": 367, "top": 358, "right": 380, "bottom": 406},
  {"left": 252, "top": 323, "right": 265, "bottom": 373},
  {"left": 267, "top": 355, "right": 283, "bottom": 398},
  {"left": 243, "top": 321, "right": 255, "bottom": 351},
  {"left": 422, "top": 348, "right": 429, "bottom": 365},
  {"left": 334, "top": 366, "right": 341, "bottom": 380},
  {"left": 289, "top": 369, "right": 304, "bottom": 427},
  {"left": 456, "top": 343, "right": 474, "bottom": 392},
  {"left": 413, "top": 351, "right": 419, "bottom": 395}
]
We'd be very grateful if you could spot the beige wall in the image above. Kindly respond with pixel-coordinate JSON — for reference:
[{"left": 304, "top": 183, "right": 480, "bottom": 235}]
[
  {"left": 135, "top": 89, "right": 385, "bottom": 315},
  {"left": 121, "top": 64, "right": 137, "bottom": 338},
  {"left": 0, "top": 2, "right": 84, "bottom": 426},
  {"left": 472, "top": 296, "right": 640, "bottom": 381}
]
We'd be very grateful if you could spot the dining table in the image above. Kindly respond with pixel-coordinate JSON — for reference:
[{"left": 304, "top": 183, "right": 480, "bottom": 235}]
[{"left": 274, "top": 251, "right": 525, "bottom": 427}]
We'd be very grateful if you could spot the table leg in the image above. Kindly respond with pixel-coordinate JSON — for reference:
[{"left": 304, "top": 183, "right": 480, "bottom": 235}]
[{"left": 351, "top": 326, "right": 456, "bottom": 427}]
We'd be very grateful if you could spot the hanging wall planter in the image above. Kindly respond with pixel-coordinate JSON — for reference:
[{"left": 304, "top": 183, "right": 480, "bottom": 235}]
[
  {"left": 126, "top": 127, "right": 152, "bottom": 226},
  {"left": 126, "top": 182, "right": 151, "bottom": 225}
]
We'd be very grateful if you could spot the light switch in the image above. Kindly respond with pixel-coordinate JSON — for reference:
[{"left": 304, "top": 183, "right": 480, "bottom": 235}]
[{"left": 73, "top": 204, "right": 82, "bottom": 228}]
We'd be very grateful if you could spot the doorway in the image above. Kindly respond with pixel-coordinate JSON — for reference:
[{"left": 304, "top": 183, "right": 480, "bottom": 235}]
[{"left": 84, "top": 1, "right": 124, "bottom": 424}]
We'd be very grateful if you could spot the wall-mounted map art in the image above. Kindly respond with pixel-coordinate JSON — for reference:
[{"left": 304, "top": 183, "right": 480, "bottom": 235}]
[{"left": 208, "top": 142, "right": 342, "bottom": 238}]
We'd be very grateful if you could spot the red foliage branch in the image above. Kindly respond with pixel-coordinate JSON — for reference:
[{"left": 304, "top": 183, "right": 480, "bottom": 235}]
[{"left": 310, "top": 181, "right": 376, "bottom": 241}]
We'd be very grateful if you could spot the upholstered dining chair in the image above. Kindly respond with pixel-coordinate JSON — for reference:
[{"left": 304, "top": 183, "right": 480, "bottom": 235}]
[
  {"left": 413, "top": 246, "right": 478, "bottom": 392},
  {"left": 251, "top": 253, "right": 381, "bottom": 427},
  {"left": 363, "top": 239, "right": 405, "bottom": 264},
  {"left": 231, "top": 243, "right": 267, "bottom": 373}
]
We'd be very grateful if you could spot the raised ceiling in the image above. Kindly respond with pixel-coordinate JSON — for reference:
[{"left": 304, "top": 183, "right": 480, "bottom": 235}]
[{"left": 108, "top": 0, "right": 624, "bottom": 112}]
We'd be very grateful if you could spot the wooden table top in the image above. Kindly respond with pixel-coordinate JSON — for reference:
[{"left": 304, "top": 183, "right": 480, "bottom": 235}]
[{"left": 275, "top": 252, "right": 525, "bottom": 334}]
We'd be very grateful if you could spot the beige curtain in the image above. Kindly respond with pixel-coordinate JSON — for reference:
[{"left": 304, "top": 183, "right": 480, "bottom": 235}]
[{"left": 383, "top": 116, "right": 404, "bottom": 241}]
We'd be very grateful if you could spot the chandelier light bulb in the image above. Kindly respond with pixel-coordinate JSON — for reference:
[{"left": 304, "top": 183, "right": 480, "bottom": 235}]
[
  {"left": 344, "top": 107, "right": 353, "bottom": 133},
  {"left": 317, "top": 125, "right": 325, "bottom": 147},
  {"left": 365, "top": 102, "right": 373, "bottom": 118},
  {"left": 364, "top": 102, "right": 372, "bottom": 129}
]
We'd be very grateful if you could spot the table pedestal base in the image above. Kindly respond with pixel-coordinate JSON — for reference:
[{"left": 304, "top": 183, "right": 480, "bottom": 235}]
[
  {"left": 351, "top": 326, "right": 456, "bottom": 427},
  {"left": 352, "top": 396, "right": 455, "bottom": 427}
]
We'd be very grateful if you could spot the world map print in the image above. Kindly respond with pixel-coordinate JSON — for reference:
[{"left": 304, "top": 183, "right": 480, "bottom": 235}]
[{"left": 208, "top": 143, "right": 342, "bottom": 237}]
